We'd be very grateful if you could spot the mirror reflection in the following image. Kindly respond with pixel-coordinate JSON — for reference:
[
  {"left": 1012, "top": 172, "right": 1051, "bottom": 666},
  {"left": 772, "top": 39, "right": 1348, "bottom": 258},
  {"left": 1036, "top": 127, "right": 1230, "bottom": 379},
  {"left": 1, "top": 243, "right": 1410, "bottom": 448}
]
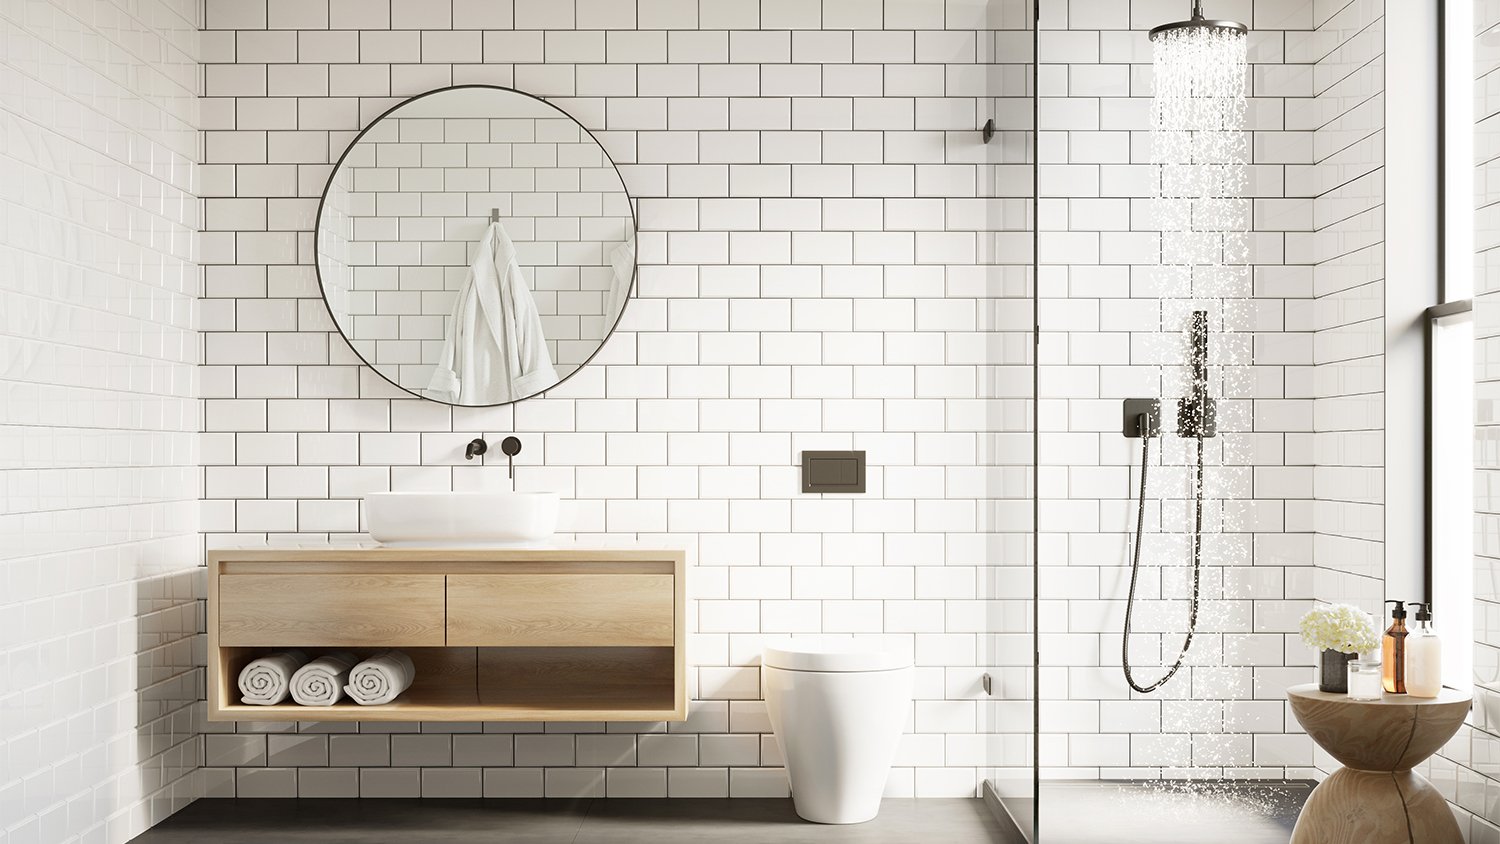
[{"left": 316, "top": 86, "right": 636, "bottom": 405}]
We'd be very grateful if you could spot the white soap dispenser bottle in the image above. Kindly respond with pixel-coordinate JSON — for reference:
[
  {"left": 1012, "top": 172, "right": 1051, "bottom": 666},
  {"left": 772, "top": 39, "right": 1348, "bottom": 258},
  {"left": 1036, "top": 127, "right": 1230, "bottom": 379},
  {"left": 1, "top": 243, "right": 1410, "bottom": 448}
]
[{"left": 1405, "top": 602, "right": 1442, "bottom": 698}]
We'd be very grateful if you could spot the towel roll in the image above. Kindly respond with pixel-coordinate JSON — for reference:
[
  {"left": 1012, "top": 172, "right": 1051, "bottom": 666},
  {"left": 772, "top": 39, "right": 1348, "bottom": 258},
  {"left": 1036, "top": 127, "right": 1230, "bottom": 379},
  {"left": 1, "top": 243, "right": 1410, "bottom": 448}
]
[
  {"left": 345, "top": 650, "right": 417, "bottom": 705},
  {"left": 289, "top": 652, "right": 358, "bottom": 706},
  {"left": 238, "top": 651, "right": 308, "bottom": 705}
]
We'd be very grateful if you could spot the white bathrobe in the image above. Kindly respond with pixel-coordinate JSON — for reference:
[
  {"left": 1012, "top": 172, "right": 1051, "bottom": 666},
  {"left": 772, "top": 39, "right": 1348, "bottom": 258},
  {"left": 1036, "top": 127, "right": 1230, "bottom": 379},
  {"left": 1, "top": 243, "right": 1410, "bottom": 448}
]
[
  {"left": 604, "top": 235, "right": 635, "bottom": 328},
  {"left": 427, "top": 222, "right": 557, "bottom": 404}
]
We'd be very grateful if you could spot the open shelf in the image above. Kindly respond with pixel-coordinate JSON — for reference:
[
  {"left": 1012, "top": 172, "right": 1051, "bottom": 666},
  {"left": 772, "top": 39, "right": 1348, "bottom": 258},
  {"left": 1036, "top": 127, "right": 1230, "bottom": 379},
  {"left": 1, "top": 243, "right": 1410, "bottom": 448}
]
[
  {"left": 206, "top": 548, "right": 687, "bottom": 723},
  {"left": 214, "top": 645, "right": 679, "bottom": 722}
]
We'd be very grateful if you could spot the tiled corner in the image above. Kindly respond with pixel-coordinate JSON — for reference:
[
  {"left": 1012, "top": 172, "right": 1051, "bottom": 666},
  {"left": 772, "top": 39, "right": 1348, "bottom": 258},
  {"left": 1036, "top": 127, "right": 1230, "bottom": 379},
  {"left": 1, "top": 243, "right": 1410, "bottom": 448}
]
[{"left": 0, "top": 0, "right": 202, "bottom": 840}]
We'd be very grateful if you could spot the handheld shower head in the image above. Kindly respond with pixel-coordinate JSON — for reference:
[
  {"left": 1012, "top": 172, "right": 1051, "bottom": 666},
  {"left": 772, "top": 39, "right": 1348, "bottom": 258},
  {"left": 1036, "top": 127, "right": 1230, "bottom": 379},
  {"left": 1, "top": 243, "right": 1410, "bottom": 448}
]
[
  {"left": 1177, "top": 310, "right": 1216, "bottom": 439},
  {"left": 1122, "top": 309, "right": 1216, "bottom": 693}
]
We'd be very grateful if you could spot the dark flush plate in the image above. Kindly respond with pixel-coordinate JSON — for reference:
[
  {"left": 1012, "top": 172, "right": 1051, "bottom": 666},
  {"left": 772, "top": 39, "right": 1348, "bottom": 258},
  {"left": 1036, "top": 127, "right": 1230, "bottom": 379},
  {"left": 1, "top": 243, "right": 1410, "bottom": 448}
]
[{"left": 801, "top": 450, "right": 866, "bottom": 494}]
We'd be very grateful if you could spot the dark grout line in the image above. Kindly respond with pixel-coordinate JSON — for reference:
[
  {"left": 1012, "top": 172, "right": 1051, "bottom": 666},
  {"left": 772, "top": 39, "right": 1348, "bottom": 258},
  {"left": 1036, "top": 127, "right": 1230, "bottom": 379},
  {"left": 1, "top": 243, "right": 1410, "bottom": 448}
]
[{"left": 570, "top": 796, "right": 596, "bottom": 844}]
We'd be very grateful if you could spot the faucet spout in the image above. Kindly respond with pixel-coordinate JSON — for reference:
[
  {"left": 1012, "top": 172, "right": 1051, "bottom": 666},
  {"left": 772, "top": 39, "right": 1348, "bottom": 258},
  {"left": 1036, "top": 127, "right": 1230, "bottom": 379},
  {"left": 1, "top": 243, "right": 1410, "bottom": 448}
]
[{"left": 465, "top": 438, "right": 488, "bottom": 460}]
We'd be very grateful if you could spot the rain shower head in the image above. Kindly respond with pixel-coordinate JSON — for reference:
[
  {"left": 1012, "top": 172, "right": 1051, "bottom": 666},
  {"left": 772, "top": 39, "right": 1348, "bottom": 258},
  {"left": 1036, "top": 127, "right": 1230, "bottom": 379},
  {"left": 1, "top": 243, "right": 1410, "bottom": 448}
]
[{"left": 1149, "top": 0, "right": 1248, "bottom": 40}]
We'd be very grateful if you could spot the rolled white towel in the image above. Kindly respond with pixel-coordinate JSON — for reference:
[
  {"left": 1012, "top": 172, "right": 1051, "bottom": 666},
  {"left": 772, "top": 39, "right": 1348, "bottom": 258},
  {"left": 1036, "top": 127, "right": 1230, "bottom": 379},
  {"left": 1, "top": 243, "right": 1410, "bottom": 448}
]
[
  {"left": 345, "top": 650, "right": 417, "bottom": 705},
  {"left": 289, "top": 652, "right": 358, "bottom": 706},
  {"left": 238, "top": 651, "right": 308, "bottom": 705}
]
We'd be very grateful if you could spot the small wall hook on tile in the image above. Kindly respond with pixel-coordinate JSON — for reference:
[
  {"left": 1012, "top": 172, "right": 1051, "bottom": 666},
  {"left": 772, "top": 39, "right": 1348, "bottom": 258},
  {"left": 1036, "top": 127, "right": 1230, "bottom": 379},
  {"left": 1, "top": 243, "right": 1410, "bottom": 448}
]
[
  {"left": 465, "top": 438, "right": 488, "bottom": 460},
  {"left": 982, "top": 118, "right": 995, "bottom": 144},
  {"left": 489, "top": 207, "right": 500, "bottom": 224}
]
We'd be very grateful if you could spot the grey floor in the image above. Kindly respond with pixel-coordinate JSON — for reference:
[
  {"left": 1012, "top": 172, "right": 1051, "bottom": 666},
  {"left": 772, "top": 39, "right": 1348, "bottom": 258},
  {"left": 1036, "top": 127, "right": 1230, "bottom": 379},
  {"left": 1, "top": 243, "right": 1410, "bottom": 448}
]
[
  {"left": 128, "top": 797, "right": 1008, "bottom": 843},
  {"left": 999, "top": 780, "right": 1313, "bottom": 844}
]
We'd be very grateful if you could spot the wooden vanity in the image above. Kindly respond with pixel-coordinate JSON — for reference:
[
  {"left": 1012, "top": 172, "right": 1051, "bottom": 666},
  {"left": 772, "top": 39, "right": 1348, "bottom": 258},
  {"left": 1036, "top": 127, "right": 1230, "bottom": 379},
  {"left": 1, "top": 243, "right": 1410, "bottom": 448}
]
[{"left": 207, "top": 547, "right": 687, "bottom": 722}]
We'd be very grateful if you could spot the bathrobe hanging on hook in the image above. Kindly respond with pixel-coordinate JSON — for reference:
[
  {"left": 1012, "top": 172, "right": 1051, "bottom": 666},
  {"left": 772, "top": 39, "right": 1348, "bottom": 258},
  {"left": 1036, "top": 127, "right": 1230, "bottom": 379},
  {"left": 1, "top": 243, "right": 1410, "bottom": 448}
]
[{"left": 427, "top": 221, "right": 557, "bottom": 405}]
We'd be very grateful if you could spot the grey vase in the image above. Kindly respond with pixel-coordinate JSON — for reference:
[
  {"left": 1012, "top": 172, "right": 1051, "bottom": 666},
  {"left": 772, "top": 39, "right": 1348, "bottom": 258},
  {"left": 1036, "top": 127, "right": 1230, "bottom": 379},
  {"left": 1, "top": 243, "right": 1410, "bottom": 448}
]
[{"left": 1319, "top": 649, "right": 1356, "bottom": 693}]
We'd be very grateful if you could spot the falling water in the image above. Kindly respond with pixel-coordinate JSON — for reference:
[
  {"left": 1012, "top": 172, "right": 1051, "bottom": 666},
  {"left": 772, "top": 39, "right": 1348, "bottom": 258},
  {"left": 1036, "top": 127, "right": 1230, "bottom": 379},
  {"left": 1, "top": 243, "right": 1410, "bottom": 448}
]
[{"left": 1133, "top": 22, "right": 1255, "bottom": 790}]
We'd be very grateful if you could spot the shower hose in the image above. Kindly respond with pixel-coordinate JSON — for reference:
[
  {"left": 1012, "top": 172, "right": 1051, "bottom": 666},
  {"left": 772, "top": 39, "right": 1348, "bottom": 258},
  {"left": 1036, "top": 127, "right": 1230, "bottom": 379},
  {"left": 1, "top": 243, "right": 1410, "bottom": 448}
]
[{"left": 1121, "top": 417, "right": 1206, "bottom": 694}]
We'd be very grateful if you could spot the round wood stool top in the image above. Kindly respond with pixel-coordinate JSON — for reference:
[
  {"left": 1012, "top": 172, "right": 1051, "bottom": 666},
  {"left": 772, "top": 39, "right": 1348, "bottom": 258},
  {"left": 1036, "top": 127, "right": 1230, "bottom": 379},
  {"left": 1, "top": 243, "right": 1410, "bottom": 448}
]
[{"left": 1287, "top": 684, "right": 1471, "bottom": 772}]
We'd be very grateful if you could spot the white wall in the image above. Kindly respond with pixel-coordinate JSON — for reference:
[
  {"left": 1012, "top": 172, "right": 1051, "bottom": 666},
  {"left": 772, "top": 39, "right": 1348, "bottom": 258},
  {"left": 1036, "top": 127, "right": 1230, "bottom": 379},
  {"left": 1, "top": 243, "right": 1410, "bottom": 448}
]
[
  {"left": 0, "top": 0, "right": 202, "bottom": 841},
  {"left": 198, "top": 0, "right": 1035, "bottom": 799},
  {"left": 1310, "top": 0, "right": 1386, "bottom": 617}
]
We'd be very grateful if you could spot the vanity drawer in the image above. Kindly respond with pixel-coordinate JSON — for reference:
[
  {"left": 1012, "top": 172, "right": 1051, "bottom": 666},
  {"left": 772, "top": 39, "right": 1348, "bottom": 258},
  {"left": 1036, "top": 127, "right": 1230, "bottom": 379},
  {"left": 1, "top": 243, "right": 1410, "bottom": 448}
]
[
  {"left": 218, "top": 574, "right": 446, "bottom": 647},
  {"left": 446, "top": 574, "right": 674, "bottom": 647}
]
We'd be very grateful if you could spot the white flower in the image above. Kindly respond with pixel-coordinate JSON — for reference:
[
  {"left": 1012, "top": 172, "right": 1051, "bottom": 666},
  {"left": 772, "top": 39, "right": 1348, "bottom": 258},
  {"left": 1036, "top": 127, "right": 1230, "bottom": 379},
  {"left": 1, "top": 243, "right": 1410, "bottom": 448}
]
[{"left": 1299, "top": 604, "right": 1380, "bottom": 654}]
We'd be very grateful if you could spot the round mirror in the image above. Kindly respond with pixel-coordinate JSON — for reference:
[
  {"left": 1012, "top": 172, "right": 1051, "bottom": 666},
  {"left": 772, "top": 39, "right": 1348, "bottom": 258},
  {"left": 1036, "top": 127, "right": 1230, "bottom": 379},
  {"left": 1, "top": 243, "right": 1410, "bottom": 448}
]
[{"left": 315, "top": 86, "right": 636, "bottom": 406}]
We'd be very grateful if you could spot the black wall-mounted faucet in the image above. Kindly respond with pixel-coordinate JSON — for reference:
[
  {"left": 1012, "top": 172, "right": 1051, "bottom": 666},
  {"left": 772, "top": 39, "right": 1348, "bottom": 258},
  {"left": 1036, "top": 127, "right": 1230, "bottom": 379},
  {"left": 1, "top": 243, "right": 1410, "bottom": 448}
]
[
  {"left": 500, "top": 436, "right": 522, "bottom": 481},
  {"left": 463, "top": 436, "right": 523, "bottom": 484}
]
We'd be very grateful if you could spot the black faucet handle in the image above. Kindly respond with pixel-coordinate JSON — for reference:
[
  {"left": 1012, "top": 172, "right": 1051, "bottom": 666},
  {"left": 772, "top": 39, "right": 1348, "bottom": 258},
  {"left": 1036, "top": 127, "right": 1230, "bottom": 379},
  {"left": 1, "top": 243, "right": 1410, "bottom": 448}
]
[
  {"left": 465, "top": 438, "right": 488, "bottom": 460},
  {"left": 500, "top": 436, "right": 521, "bottom": 457}
]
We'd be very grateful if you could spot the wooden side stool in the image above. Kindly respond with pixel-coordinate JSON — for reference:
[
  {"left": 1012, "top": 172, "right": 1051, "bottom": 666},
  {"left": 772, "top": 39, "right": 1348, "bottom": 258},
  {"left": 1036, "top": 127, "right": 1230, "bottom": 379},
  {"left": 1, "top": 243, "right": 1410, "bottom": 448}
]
[{"left": 1287, "top": 684, "right": 1471, "bottom": 843}]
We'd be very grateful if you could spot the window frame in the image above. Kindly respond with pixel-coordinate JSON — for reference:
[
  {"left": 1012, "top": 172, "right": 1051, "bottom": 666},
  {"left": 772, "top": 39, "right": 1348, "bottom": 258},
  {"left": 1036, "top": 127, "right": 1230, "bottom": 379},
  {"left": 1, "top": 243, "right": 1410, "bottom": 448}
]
[{"left": 1427, "top": 0, "right": 1475, "bottom": 691}]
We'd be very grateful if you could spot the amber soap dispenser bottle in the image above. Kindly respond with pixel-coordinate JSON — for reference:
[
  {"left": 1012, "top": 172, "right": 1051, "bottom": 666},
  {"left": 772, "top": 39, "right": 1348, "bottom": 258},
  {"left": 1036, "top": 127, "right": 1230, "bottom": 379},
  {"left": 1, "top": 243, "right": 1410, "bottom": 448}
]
[{"left": 1382, "top": 600, "right": 1409, "bottom": 694}]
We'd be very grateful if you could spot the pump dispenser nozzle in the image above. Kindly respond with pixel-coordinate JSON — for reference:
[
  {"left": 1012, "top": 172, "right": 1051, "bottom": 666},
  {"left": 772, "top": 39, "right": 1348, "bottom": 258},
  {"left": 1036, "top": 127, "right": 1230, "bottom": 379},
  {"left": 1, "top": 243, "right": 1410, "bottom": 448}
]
[
  {"left": 1408, "top": 602, "right": 1432, "bottom": 622},
  {"left": 1405, "top": 602, "right": 1441, "bottom": 698},
  {"left": 1383, "top": 600, "right": 1409, "bottom": 694}
]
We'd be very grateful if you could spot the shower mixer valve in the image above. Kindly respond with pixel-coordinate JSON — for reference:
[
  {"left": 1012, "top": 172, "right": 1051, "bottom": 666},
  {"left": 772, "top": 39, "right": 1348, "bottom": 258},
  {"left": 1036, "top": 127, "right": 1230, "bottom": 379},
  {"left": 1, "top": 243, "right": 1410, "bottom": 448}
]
[
  {"left": 1121, "top": 310, "right": 1218, "bottom": 440},
  {"left": 1121, "top": 398, "right": 1161, "bottom": 439},
  {"left": 1121, "top": 396, "right": 1216, "bottom": 439}
]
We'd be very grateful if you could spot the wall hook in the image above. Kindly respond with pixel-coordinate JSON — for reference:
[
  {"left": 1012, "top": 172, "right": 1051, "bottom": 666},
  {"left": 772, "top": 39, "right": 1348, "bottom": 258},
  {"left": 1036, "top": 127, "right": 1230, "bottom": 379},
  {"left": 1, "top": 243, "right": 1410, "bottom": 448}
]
[{"left": 982, "top": 118, "right": 995, "bottom": 144}]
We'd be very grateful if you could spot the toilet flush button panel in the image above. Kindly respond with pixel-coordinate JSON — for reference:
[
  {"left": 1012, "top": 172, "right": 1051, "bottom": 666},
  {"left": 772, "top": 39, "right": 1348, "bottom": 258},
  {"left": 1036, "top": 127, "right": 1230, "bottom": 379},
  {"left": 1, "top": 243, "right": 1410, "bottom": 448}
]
[{"left": 801, "top": 450, "right": 866, "bottom": 493}]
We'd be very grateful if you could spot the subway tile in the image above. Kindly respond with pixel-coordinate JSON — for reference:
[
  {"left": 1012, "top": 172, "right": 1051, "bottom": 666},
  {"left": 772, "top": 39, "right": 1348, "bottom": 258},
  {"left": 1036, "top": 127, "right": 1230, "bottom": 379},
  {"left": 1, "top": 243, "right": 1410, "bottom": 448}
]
[{"left": 159, "top": 0, "right": 1357, "bottom": 806}]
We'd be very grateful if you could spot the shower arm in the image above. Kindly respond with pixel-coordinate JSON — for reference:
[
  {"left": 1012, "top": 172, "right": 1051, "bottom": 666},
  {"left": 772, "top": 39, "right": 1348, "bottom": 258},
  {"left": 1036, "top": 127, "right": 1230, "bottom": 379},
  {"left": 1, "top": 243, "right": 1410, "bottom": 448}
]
[{"left": 1150, "top": 0, "right": 1248, "bottom": 38}]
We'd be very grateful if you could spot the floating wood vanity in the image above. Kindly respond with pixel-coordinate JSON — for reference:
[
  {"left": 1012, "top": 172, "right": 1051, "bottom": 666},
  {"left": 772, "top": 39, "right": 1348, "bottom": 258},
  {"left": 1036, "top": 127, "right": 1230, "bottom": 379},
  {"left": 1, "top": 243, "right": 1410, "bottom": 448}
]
[{"left": 207, "top": 547, "right": 687, "bottom": 722}]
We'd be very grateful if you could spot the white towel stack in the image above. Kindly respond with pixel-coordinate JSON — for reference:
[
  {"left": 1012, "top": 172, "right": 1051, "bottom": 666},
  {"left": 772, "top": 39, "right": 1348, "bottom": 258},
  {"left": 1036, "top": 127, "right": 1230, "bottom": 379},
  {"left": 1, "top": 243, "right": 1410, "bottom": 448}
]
[
  {"left": 345, "top": 650, "right": 417, "bottom": 705},
  {"left": 238, "top": 651, "right": 308, "bottom": 705},
  {"left": 290, "top": 652, "right": 359, "bottom": 706}
]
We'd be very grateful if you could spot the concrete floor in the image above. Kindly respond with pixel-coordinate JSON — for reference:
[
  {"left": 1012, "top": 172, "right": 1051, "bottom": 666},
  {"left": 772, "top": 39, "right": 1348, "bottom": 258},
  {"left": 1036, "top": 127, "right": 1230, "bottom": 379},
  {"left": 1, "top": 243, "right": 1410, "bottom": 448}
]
[{"left": 128, "top": 798, "right": 1009, "bottom": 844}]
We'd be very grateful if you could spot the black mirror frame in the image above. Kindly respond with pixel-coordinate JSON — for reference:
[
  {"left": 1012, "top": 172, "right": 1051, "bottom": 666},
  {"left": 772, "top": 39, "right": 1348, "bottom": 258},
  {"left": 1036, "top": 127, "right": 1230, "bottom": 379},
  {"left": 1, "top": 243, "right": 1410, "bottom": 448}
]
[{"left": 311, "top": 84, "right": 640, "bottom": 408}]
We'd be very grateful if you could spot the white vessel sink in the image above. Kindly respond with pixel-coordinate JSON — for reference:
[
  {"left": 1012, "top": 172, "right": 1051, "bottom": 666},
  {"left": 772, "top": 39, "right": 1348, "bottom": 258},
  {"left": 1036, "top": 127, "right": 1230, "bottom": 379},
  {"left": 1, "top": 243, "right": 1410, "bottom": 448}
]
[{"left": 365, "top": 492, "right": 560, "bottom": 546}]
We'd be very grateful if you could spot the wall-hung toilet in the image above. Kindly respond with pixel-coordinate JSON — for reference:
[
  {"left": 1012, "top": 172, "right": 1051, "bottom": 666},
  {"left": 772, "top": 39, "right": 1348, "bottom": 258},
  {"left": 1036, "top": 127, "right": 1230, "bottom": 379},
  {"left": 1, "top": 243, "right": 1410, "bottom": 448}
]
[{"left": 762, "top": 640, "right": 913, "bottom": 824}]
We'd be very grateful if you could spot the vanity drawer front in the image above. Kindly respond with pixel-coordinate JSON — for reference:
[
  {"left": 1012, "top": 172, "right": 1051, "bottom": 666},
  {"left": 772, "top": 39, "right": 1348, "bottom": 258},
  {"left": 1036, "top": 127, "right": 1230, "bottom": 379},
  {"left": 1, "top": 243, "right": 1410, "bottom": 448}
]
[
  {"left": 218, "top": 574, "right": 446, "bottom": 647},
  {"left": 447, "top": 574, "right": 674, "bottom": 647}
]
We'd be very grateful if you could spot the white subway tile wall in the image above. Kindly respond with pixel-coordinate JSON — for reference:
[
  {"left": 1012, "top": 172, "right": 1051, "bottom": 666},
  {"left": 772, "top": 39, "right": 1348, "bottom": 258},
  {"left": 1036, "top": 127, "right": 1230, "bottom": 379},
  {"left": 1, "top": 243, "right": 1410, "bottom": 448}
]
[
  {"left": 0, "top": 0, "right": 1422, "bottom": 829},
  {"left": 0, "top": 0, "right": 202, "bottom": 842},
  {"left": 199, "top": 0, "right": 1036, "bottom": 799},
  {"left": 1310, "top": 0, "right": 1385, "bottom": 619},
  {"left": 1036, "top": 0, "right": 1330, "bottom": 779},
  {"left": 1304, "top": 0, "right": 1387, "bottom": 788}
]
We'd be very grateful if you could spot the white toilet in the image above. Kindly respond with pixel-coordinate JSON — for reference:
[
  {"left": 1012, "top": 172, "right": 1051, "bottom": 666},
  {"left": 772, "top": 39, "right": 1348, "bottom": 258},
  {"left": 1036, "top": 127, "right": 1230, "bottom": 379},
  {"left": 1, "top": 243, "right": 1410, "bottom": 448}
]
[{"left": 762, "top": 639, "right": 913, "bottom": 824}]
